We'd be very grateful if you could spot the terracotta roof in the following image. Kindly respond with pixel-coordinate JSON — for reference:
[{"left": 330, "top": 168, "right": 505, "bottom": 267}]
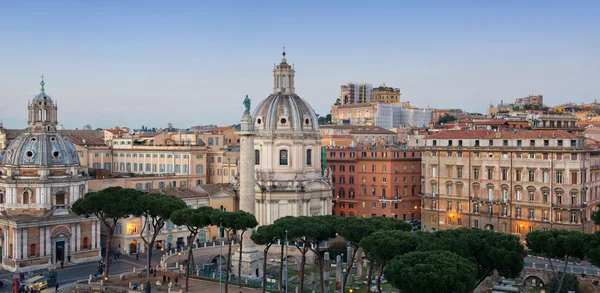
[
  {"left": 426, "top": 129, "right": 580, "bottom": 140},
  {"left": 147, "top": 187, "right": 208, "bottom": 198},
  {"left": 473, "top": 119, "right": 508, "bottom": 126},
  {"left": 196, "top": 183, "right": 235, "bottom": 196},
  {"left": 350, "top": 126, "right": 396, "bottom": 135},
  {"left": 104, "top": 129, "right": 124, "bottom": 134},
  {"left": 62, "top": 132, "right": 106, "bottom": 146}
]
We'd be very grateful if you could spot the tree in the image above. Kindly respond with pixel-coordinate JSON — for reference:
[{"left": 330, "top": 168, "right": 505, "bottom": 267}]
[
  {"left": 283, "top": 216, "right": 335, "bottom": 293},
  {"left": 334, "top": 98, "right": 341, "bottom": 106},
  {"left": 418, "top": 228, "right": 524, "bottom": 290},
  {"left": 360, "top": 230, "right": 421, "bottom": 293},
  {"left": 271, "top": 217, "right": 299, "bottom": 293},
  {"left": 548, "top": 272, "right": 580, "bottom": 293},
  {"left": 251, "top": 225, "right": 282, "bottom": 293},
  {"left": 71, "top": 187, "right": 140, "bottom": 279},
  {"left": 171, "top": 206, "right": 216, "bottom": 291},
  {"left": 338, "top": 216, "right": 412, "bottom": 292},
  {"left": 133, "top": 193, "right": 187, "bottom": 273},
  {"left": 385, "top": 250, "right": 478, "bottom": 293},
  {"left": 438, "top": 114, "right": 457, "bottom": 124},
  {"left": 526, "top": 230, "right": 589, "bottom": 293},
  {"left": 327, "top": 240, "right": 348, "bottom": 262},
  {"left": 210, "top": 210, "right": 258, "bottom": 293}
]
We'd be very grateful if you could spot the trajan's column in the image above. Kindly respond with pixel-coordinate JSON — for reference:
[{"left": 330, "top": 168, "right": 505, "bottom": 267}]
[{"left": 232, "top": 95, "right": 263, "bottom": 278}]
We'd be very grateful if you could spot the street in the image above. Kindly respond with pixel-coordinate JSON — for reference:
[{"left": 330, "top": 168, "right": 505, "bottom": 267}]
[{"left": 0, "top": 251, "right": 165, "bottom": 292}]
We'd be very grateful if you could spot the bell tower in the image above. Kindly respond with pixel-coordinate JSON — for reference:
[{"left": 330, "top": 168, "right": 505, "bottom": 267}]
[
  {"left": 273, "top": 47, "right": 295, "bottom": 94},
  {"left": 28, "top": 75, "right": 58, "bottom": 132}
]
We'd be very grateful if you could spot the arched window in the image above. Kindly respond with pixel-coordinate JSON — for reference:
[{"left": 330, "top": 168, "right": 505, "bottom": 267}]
[
  {"left": 198, "top": 230, "right": 207, "bottom": 243},
  {"left": 306, "top": 149, "right": 312, "bottom": 166},
  {"left": 282, "top": 75, "right": 286, "bottom": 90},
  {"left": 43, "top": 109, "right": 47, "bottom": 121},
  {"left": 208, "top": 138, "right": 214, "bottom": 145},
  {"left": 30, "top": 243, "right": 37, "bottom": 257},
  {"left": 22, "top": 191, "right": 30, "bottom": 204},
  {"left": 340, "top": 211, "right": 346, "bottom": 217},
  {"left": 254, "top": 150, "right": 260, "bottom": 165},
  {"left": 279, "top": 150, "right": 288, "bottom": 166},
  {"left": 349, "top": 212, "right": 355, "bottom": 217},
  {"left": 56, "top": 193, "right": 66, "bottom": 205},
  {"left": 82, "top": 237, "right": 90, "bottom": 249},
  {"left": 38, "top": 109, "right": 42, "bottom": 121}
]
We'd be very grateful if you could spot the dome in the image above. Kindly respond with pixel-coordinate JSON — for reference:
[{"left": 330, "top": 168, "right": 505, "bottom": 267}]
[
  {"left": 1, "top": 132, "right": 80, "bottom": 167},
  {"left": 253, "top": 94, "right": 319, "bottom": 132}
]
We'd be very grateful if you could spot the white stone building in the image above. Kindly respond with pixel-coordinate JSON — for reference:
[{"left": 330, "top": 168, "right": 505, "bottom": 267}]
[{"left": 234, "top": 51, "right": 333, "bottom": 226}]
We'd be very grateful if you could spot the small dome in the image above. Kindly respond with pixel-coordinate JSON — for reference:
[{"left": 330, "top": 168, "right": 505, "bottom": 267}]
[
  {"left": 253, "top": 94, "right": 319, "bottom": 133},
  {"left": 1, "top": 132, "right": 80, "bottom": 166}
]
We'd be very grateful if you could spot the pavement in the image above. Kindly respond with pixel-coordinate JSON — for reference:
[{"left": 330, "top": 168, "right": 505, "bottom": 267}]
[{"left": 0, "top": 250, "right": 166, "bottom": 292}]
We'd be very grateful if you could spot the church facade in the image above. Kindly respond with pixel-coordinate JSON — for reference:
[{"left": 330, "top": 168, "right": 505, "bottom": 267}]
[
  {"left": 0, "top": 79, "right": 101, "bottom": 272},
  {"left": 235, "top": 51, "right": 333, "bottom": 226}
]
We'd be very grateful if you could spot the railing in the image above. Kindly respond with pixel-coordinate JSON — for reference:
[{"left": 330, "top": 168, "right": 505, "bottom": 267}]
[
  {"left": 552, "top": 203, "right": 586, "bottom": 209},
  {"left": 53, "top": 205, "right": 70, "bottom": 216},
  {"left": 525, "top": 262, "right": 600, "bottom": 275}
]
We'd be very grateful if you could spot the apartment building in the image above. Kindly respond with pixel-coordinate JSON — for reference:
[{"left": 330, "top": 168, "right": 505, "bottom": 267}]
[
  {"left": 327, "top": 147, "right": 422, "bottom": 220},
  {"left": 420, "top": 129, "right": 600, "bottom": 239}
]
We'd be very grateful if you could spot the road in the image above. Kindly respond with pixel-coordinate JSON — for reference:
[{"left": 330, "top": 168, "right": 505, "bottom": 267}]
[
  {"left": 524, "top": 256, "right": 599, "bottom": 274},
  {"left": 0, "top": 250, "right": 167, "bottom": 292}
]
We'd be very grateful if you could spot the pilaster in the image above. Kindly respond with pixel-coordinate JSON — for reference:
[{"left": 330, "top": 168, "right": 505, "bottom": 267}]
[{"left": 22, "top": 228, "right": 28, "bottom": 259}]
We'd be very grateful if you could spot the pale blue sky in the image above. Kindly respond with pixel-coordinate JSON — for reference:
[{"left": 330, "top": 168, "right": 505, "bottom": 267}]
[{"left": 0, "top": 1, "right": 599, "bottom": 129}]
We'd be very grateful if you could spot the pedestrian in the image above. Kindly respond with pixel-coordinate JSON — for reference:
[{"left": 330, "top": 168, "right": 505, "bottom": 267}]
[
  {"left": 136, "top": 253, "right": 139, "bottom": 260},
  {"left": 162, "top": 275, "right": 166, "bottom": 283},
  {"left": 60, "top": 260, "right": 64, "bottom": 269},
  {"left": 55, "top": 282, "right": 59, "bottom": 292},
  {"left": 175, "top": 276, "right": 178, "bottom": 286},
  {"left": 167, "top": 276, "right": 171, "bottom": 284}
]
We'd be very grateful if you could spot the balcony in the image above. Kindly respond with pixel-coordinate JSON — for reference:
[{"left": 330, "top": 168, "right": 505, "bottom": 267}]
[
  {"left": 421, "top": 193, "right": 438, "bottom": 198},
  {"left": 552, "top": 203, "right": 586, "bottom": 210},
  {"left": 53, "top": 205, "right": 70, "bottom": 216}
]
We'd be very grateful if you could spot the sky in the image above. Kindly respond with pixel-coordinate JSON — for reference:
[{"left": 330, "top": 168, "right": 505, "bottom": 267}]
[{"left": 0, "top": 1, "right": 599, "bottom": 129}]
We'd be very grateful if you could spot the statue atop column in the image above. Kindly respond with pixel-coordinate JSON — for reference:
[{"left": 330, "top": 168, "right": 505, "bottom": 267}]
[{"left": 243, "top": 95, "right": 251, "bottom": 112}]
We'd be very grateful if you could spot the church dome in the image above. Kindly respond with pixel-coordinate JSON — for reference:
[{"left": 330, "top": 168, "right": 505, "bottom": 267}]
[
  {"left": 253, "top": 94, "right": 319, "bottom": 132},
  {"left": 2, "top": 132, "right": 80, "bottom": 167},
  {"left": 1, "top": 77, "right": 80, "bottom": 167},
  {"left": 252, "top": 51, "right": 320, "bottom": 134}
]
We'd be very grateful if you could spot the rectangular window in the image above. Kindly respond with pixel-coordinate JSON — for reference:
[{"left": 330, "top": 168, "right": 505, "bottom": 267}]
[
  {"left": 529, "top": 208, "right": 534, "bottom": 219},
  {"left": 502, "top": 169, "right": 508, "bottom": 181},
  {"left": 487, "top": 168, "right": 493, "bottom": 180},
  {"left": 556, "top": 171, "right": 563, "bottom": 184},
  {"left": 529, "top": 170, "right": 535, "bottom": 182},
  {"left": 571, "top": 140, "right": 577, "bottom": 147},
  {"left": 473, "top": 219, "right": 479, "bottom": 228},
  {"left": 135, "top": 183, "right": 142, "bottom": 190},
  {"left": 473, "top": 167, "right": 479, "bottom": 179},
  {"left": 279, "top": 150, "right": 288, "bottom": 165},
  {"left": 115, "top": 225, "right": 122, "bottom": 234},
  {"left": 516, "top": 190, "right": 522, "bottom": 201},
  {"left": 515, "top": 170, "right": 521, "bottom": 181},
  {"left": 529, "top": 191, "right": 535, "bottom": 202},
  {"left": 457, "top": 167, "right": 463, "bottom": 179},
  {"left": 543, "top": 171, "right": 549, "bottom": 183},
  {"left": 571, "top": 171, "right": 578, "bottom": 184}
]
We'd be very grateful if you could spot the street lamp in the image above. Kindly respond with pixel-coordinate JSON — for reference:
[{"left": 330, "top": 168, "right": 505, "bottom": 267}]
[
  {"left": 219, "top": 217, "right": 223, "bottom": 293},
  {"left": 341, "top": 253, "right": 345, "bottom": 292},
  {"left": 285, "top": 230, "right": 289, "bottom": 293},
  {"left": 145, "top": 212, "right": 151, "bottom": 293}
]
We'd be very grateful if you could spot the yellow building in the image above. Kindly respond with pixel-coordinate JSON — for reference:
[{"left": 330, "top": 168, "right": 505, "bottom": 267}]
[
  {"left": 371, "top": 84, "right": 401, "bottom": 104},
  {"left": 420, "top": 129, "right": 600, "bottom": 240},
  {"left": 108, "top": 184, "right": 236, "bottom": 255}
]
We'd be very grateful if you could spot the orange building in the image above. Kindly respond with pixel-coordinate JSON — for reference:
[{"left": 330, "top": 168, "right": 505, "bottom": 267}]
[{"left": 326, "top": 147, "right": 422, "bottom": 221}]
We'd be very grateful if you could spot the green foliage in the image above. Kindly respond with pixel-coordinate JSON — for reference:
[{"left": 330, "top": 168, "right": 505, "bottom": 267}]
[
  {"left": 72, "top": 186, "right": 141, "bottom": 221},
  {"left": 250, "top": 225, "right": 280, "bottom": 246},
  {"left": 591, "top": 204, "right": 600, "bottom": 226},
  {"left": 385, "top": 250, "right": 478, "bottom": 293},
  {"left": 438, "top": 114, "right": 457, "bottom": 124},
  {"left": 418, "top": 228, "right": 524, "bottom": 285},
  {"left": 170, "top": 206, "right": 216, "bottom": 230},
  {"left": 360, "top": 230, "right": 421, "bottom": 265},
  {"left": 134, "top": 193, "right": 187, "bottom": 220},
  {"left": 318, "top": 114, "right": 332, "bottom": 125},
  {"left": 327, "top": 240, "right": 348, "bottom": 262},
  {"left": 285, "top": 216, "right": 336, "bottom": 243},
  {"left": 526, "top": 230, "right": 590, "bottom": 261},
  {"left": 548, "top": 272, "right": 580, "bottom": 293},
  {"left": 211, "top": 210, "right": 258, "bottom": 234}
]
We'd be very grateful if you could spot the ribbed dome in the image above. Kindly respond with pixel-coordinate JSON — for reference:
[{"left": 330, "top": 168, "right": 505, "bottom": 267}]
[
  {"left": 252, "top": 94, "right": 319, "bottom": 133},
  {"left": 2, "top": 132, "right": 80, "bottom": 167}
]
